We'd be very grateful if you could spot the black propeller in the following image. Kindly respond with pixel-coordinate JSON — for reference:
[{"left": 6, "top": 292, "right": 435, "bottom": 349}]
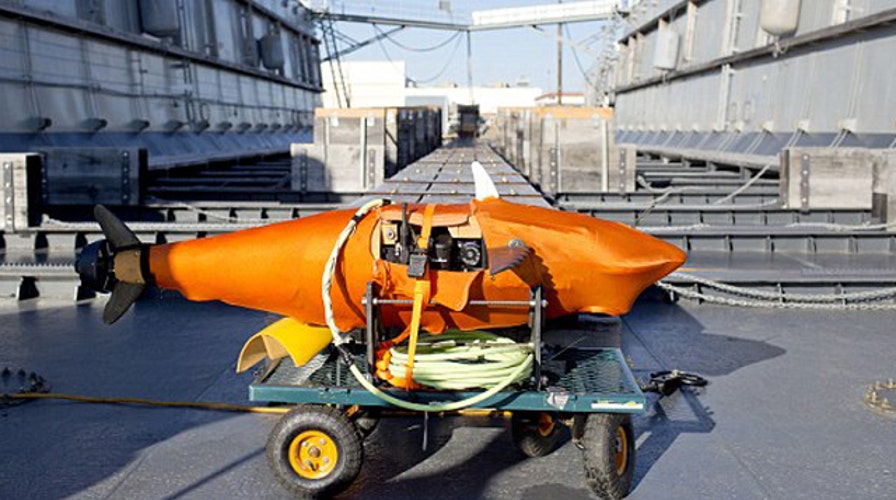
[
  {"left": 95, "top": 204, "right": 140, "bottom": 249},
  {"left": 75, "top": 205, "right": 146, "bottom": 324}
]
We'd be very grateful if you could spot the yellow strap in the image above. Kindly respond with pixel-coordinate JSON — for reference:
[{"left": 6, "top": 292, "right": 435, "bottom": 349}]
[
  {"left": 405, "top": 204, "right": 436, "bottom": 386},
  {"left": 417, "top": 204, "right": 436, "bottom": 250}
]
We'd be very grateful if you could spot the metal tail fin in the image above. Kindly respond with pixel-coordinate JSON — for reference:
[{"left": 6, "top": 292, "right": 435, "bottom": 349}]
[{"left": 472, "top": 161, "right": 500, "bottom": 201}]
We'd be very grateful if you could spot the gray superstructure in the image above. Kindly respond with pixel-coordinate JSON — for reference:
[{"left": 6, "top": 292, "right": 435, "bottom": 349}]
[
  {"left": 612, "top": 0, "right": 896, "bottom": 160},
  {"left": 0, "top": 0, "right": 322, "bottom": 168}
]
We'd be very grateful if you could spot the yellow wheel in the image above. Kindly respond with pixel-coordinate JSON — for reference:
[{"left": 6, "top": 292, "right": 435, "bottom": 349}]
[
  {"left": 614, "top": 426, "right": 629, "bottom": 476},
  {"left": 511, "top": 411, "right": 560, "bottom": 458},
  {"left": 267, "top": 405, "right": 363, "bottom": 498},
  {"left": 538, "top": 412, "right": 556, "bottom": 437},
  {"left": 288, "top": 430, "right": 340, "bottom": 480},
  {"left": 581, "top": 413, "right": 635, "bottom": 499}
]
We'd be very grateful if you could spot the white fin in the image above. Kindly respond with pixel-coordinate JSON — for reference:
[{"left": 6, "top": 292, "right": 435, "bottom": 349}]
[{"left": 472, "top": 161, "right": 500, "bottom": 201}]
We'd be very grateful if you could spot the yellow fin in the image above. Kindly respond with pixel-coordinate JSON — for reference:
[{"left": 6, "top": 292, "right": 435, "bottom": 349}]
[{"left": 236, "top": 318, "right": 333, "bottom": 373}]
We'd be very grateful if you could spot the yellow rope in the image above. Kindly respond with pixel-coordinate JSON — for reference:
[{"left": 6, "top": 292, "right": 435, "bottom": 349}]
[
  {"left": 3, "top": 392, "right": 511, "bottom": 417},
  {"left": 3, "top": 392, "right": 290, "bottom": 414}
]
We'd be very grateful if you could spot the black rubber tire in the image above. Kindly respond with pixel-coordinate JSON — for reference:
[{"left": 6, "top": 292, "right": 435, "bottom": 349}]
[
  {"left": 581, "top": 413, "right": 635, "bottom": 499},
  {"left": 267, "top": 404, "right": 363, "bottom": 499},
  {"left": 511, "top": 411, "right": 560, "bottom": 458}
]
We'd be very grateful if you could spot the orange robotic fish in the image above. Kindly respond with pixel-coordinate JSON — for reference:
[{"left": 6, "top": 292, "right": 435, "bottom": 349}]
[{"left": 76, "top": 162, "right": 685, "bottom": 380}]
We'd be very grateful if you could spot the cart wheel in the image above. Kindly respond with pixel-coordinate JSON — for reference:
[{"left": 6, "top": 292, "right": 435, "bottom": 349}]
[
  {"left": 580, "top": 413, "right": 635, "bottom": 499},
  {"left": 511, "top": 411, "right": 560, "bottom": 458},
  {"left": 267, "top": 404, "right": 363, "bottom": 498}
]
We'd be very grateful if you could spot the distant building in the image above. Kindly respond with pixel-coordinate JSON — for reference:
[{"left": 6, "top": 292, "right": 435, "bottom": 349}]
[
  {"left": 320, "top": 60, "right": 407, "bottom": 108},
  {"left": 405, "top": 85, "right": 544, "bottom": 115},
  {"left": 320, "top": 60, "right": 544, "bottom": 131}
]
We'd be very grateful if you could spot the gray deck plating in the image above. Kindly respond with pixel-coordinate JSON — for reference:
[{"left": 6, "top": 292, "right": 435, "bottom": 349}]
[{"left": 1, "top": 296, "right": 893, "bottom": 499}]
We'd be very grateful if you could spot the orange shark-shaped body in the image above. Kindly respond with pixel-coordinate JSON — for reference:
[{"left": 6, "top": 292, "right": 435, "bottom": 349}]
[
  {"left": 76, "top": 161, "right": 685, "bottom": 383},
  {"left": 141, "top": 198, "right": 684, "bottom": 334}
]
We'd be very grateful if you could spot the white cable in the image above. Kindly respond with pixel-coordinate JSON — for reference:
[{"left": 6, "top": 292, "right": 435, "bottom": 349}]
[
  {"left": 712, "top": 162, "right": 776, "bottom": 205},
  {"left": 664, "top": 271, "right": 896, "bottom": 303},
  {"left": 322, "top": 199, "right": 386, "bottom": 346},
  {"left": 656, "top": 281, "right": 896, "bottom": 311}
]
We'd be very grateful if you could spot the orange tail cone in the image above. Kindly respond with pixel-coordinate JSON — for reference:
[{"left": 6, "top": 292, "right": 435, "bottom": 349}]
[{"left": 147, "top": 208, "right": 374, "bottom": 329}]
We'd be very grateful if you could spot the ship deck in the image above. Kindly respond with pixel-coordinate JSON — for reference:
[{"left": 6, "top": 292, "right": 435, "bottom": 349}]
[
  {"left": 1, "top": 143, "right": 894, "bottom": 499},
  {"left": 1, "top": 296, "right": 893, "bottom": 499}
]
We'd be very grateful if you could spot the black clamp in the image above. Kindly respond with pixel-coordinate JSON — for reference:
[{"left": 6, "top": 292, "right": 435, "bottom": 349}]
[
  {"left": 407, "top": 251, "right": 428, "bottom": 278},
  {"left": 1, "top": 367, "right": 50, "bottom": 407},
  {"left": 641, "top": 370, "right": 708, "bottom": 396}
]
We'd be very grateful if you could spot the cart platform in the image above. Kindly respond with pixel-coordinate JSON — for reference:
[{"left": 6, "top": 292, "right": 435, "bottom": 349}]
[{"left": 250, "top": 346, "right": 645, "bottom": 414}]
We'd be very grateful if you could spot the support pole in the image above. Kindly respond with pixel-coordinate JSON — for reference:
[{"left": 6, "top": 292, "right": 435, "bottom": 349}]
[
  {"left": 466, "top": 30, "right": 474, "bottom": 103},
  {"left": 557, "top": 0, "right": 563, "bottom": 105}
]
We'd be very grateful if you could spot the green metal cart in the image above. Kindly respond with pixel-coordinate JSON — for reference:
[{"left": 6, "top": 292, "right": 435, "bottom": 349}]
[{"left": 250, "top": 286, "right": 644, "bottom": 499}]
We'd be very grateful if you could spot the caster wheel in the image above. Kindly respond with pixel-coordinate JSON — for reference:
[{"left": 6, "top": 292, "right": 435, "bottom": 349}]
[
  {"left": 267, "top": 404, "right": 363, "bottom": 498},
  {"left": 352, "top": 408, "right": 380, "bottom": 440},
  {"left": 581, "top": 413, "right": 635, "bottom": 499},
  {"left": 511, "top": 411, "right": 560, "bottom": 458}
]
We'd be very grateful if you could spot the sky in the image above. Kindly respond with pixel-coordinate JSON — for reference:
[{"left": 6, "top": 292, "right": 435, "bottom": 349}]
[{"left": 328, "top": 0, "right": 611, "bottom": 93}]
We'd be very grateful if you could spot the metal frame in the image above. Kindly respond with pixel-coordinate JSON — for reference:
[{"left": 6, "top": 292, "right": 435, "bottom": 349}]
[
  {"left": 249, "top": 347, "right": 645, "bottom": 414},
  {"left": 250, "top": 282, "right": 645, "bottom": 413}
]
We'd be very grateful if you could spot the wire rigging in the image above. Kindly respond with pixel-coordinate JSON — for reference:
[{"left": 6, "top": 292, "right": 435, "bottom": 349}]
[
  {"left": 409, "top": 32, "right": 464, "bottom": 84},
  {"left": 565, "top": 24, "right": 596, "bottom": 88},
  {"left": 373, "top": 24, "right": 464, "bottom": 85},
  {"left": 373, "top": 25, "right": 395, "bottom": 64},
  {"left": 374, "top": 25, "right": 462, "bottom": 52}
]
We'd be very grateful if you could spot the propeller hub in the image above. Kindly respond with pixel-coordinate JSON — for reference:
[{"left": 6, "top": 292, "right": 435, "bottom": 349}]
[{"left": 76, "top": 239, "right": 115, "bottom": 293}]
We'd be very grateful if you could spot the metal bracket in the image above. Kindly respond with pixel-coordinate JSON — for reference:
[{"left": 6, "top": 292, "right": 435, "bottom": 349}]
[
  {"left": 120, "top": 150, "right": 131, "bottom": 204},
  {"left": 618, "top": 148, "right": 628, "bottom": 194},
  {"left": 549, "top": 147, "right": 559, "bottom": 195},
  {"left": 299, "top": 150, "right": 308, "bottom": 193},
  {"left": 799, "top": 153, "right": 810, "bottom": 212},
  {"left": 367, "top": 147, "right": 377, "bottom": 189},
  {"left": 2, "top": 161, "right": 13, "bottom": 231}
]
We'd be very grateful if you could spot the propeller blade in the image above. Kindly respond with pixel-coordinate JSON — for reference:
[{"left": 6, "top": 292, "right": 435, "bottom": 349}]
[
  {"left": 94, "top": 205, "right": 140, "bottom": 250},
  {"left": 103, "top": 281, "right": 145, "bottom": 324}
]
